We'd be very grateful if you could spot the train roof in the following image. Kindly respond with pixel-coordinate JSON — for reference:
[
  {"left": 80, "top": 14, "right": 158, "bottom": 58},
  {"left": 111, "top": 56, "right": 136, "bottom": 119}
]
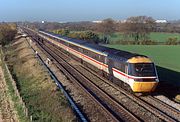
[
  {"left": 40, "top": 31, "right": 107, "bottom": 55},
  {"left": 42, "top": 31, "right": 88, "bottom": 45},
  {"left": 40, "top": 30, "right": 148, "bottom": 62},
  {"left": 86, "top": 44, "right": 147, "bottom": 62}
]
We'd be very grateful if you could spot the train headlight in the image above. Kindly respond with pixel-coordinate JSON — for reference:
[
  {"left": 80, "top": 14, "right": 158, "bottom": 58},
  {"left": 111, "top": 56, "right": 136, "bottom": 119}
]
[
  {"left": 129, "top": 79, "right": 134, "bottom": 84},
  {"left": 155, "top": 78, "right": 159, "bottom": 82},
  {"left": 129, "top": 79, "right": 134, "bottom": 89},
  {"left": 129, "top": 79, "right": 134, "bottom": 82}
]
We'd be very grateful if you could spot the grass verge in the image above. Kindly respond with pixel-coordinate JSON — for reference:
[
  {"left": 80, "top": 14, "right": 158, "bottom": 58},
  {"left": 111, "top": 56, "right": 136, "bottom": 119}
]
[
  {"left": 0, "top": 48, "right": 29, "bottom": 122},
  {"left": 3, "top": 38, "right": 76, "bottom": 122}
]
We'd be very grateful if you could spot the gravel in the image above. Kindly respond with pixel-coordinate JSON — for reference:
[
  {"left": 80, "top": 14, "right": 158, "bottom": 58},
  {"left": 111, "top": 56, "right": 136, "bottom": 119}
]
[
  {"left": 31, "top": 39, "right": 114, "bottom": 122},
  {"left": 154, "top": 95, "right": 180, "bottom": 111}
]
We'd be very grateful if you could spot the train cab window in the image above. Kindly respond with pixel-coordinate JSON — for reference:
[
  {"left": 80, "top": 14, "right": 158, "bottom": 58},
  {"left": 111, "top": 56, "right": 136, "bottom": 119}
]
[{"left": 128, "top": 63, "right": 156, "bottom": 77}]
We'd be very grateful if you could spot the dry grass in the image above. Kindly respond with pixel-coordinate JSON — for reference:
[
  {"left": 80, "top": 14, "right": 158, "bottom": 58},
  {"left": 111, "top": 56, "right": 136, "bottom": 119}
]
[
  {"left": 5, "top": 38, "right": 76, "bottom": 122},
  {"left": 0, "top": 65, "right": 18, "bottom": 122},
  {"left": 175, "top": 95, "right": 180, "bottom": 103}
]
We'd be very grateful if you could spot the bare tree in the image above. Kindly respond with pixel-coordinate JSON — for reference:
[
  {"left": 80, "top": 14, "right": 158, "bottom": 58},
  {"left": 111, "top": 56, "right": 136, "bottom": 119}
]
[
  {"left": 0, "top": 23, "right": 17, "bottom": 46},
  {"left": 123, "top": 16, "right": 156, "bottom": 41},
  {"left": 96, "top": 18, "right": 117, "bottom": 43}
]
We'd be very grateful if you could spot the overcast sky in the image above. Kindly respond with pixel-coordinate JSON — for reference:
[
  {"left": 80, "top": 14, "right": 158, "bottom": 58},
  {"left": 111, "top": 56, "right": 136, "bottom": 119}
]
[{"left": 0, "top": 0, "right": 180, "bottom": 22}]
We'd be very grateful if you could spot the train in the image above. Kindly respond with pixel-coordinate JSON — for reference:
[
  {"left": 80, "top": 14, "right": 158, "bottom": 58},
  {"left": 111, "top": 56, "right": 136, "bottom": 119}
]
[{"left": 25, "top": 28, "right": 159, "bottom": 93}]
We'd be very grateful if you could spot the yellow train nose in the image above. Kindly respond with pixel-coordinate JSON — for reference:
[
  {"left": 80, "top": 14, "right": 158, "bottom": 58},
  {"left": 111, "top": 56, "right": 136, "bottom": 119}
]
[{"left": 132, "top": 81, "right": 158, "bottom": 92}]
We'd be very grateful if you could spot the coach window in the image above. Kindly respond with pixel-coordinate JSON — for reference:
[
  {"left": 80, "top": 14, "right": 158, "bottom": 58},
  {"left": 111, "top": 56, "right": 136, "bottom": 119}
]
[
  {"left": 89, "top": 51, "right": 94, "bottom": 59},
  {"left": 114, "top": 61, "right": 125, "bottom": 73},
  {"left": 114, "top": 61, "right": 119, "bottom": 70},
  {"left": 88, "top": 51, "right": 92, "bottom": 58},
  {"left": 84, "top": 49, "right": 89, "bottom": 55},
  {"left": 64, "top": 41, "right": 68, "bottom": 46},
  {"left": 92, "top": 52, "right": 96, "bottom": 59},
  {"left": 99, "top": 55, "right": 101, "bottom": 62},
  {"left": 68, "top": 43, "right": 71, "bottom": 48},
  {"left": 121, "top": 64, "right": 125, "bottom": 73},
  {"left": 102, "top": 56, "right": 105, "bottom": 63},
  {"left": 104, "top": 57, "right": 107, "bottom": 64},
  {"left": 71, "top": 44, "right": 75, "bottom": 50},
  {"left": 73, "top": 45, "right": 78, "bottom": 51},
  {"left": 79, "top": 47, "right": 83, "bottom": 52},
  {"left": 85, "top": 50, "right": 89, "bottom": 55},
  {"left": 93, "top": 52, "right": 98, "bottom": 60}
]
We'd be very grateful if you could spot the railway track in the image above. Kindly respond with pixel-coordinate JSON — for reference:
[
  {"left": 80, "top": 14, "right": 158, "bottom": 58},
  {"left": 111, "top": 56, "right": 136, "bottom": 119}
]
[
  {"left": 32, "top": 38, "right": 140, "bottom": 122},
  {"left": 40, "top": 38, "right": 179, "bottom": 122},
  {"left": 25, "top": 29, "right": 180, "bottom": 122},
  {"left": 80, "top": 62, "right": 179, "bottom": 122},
  {"left": 74, "top": 64, "right": 180, "bottom": 122},
  {"left": 140, "top": 96, "right": 180, "bottom": 121}
]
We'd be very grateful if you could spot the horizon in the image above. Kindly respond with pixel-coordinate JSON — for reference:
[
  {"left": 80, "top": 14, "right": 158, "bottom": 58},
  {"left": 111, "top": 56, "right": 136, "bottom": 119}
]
[
  {"left": 0, "top": 0, "right": 180, "bottom": 22},
  {"left": 0, "top": 17, "right": 173, "bottom": 23}
]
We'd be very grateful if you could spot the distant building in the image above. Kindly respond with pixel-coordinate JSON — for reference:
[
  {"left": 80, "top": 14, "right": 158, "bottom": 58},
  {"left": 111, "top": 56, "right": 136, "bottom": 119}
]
[
  {"left": 58, "top": 21, "right": 66, "bottom": 23},
  {"left": 92, "top": 20, "right": 102, "bottom": 23},
  {"left": 155, "top": 20, "right": 167, "bottom": 23},
  {"left": 118, "top": 20, "right": 127, "bottom": 23}
]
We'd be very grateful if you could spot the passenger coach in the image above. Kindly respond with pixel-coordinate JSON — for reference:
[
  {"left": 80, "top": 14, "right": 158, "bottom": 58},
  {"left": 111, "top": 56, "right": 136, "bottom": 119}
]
[{"left": 37, "top": 30, "right": 159, "bottom": 93}]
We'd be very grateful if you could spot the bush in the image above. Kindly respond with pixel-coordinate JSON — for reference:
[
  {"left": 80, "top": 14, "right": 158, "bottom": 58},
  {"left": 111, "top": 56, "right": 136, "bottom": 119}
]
[
  {"left": 53, "top": 29, "right": 70, "bottom": 36},
  {"left": 166, "top": 37, "right": 179, "bottom": 45},
  {"left": 0, "top": 23, "right": 17, "bottom": 46},
  {"left": 138, "top": 40, "right": 158, "bottom": 45}
]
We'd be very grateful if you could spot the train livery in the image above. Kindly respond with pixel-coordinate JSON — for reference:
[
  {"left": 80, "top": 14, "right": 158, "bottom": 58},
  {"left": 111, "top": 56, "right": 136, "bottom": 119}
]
[{"left": 30, "top": 29, "right": 159, "bottom": 92}]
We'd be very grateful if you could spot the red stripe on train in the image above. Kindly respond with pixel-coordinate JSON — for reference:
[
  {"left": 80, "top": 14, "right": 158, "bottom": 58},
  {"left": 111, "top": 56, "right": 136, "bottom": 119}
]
[{"left": 51, "top": 38, "right": 156, "bottom": 81}]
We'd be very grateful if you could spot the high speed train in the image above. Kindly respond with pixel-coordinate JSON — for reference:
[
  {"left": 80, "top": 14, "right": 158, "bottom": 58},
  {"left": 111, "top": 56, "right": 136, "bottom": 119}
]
[{"left": 25, "top": 28, "right": 159, "bottom": 93}]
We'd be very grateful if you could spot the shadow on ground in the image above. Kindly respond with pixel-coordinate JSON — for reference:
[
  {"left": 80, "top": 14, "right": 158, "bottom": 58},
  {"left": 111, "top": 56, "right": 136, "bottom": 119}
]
[{"left": 154, "top": 66, "right": 180, "bottom": 101}]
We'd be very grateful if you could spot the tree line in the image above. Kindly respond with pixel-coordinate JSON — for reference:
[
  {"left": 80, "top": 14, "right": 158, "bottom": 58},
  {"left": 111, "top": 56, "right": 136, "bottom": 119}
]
[
  {"left": 0, "top": 23, "right": 17, "bottom": 46},
  {"left": 20, "top": 16, "right": 180, "bottom": 45}
]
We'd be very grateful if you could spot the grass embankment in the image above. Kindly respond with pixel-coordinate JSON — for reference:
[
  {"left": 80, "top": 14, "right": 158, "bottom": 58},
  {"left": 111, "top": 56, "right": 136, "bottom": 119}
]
[{"left": 4, "top": 38, "right": 75, "bottom": 121}]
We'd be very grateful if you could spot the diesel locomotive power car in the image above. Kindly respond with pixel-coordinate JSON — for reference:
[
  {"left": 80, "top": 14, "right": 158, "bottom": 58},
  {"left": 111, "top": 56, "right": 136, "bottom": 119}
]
[{"left": 36, "top": 30, "right": 159, "bottom": 93}]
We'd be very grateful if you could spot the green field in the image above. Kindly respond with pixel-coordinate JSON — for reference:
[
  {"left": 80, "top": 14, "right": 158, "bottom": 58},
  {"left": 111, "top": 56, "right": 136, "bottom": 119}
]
[
  {"left": 106, "top": 32, "right": 180, "bottom": 42},
  {"left": 150, "top": 32, "right": 180, "bottom": 42}
]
